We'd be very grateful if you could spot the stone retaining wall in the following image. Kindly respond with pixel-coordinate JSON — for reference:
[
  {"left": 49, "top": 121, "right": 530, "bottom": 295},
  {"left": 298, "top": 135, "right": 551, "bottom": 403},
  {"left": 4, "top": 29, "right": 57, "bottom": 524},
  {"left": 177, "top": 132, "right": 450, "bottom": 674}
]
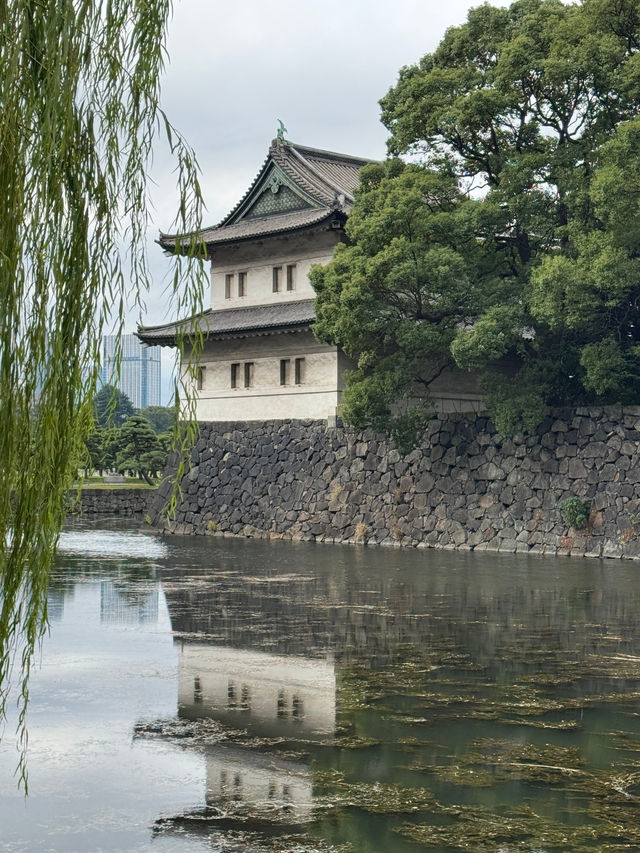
[
  {"left": 151, "top": 408, "right": 640, "bottom": 559},
  {"left": 69, "top": 488, "right": 152, "bottom": 515}
]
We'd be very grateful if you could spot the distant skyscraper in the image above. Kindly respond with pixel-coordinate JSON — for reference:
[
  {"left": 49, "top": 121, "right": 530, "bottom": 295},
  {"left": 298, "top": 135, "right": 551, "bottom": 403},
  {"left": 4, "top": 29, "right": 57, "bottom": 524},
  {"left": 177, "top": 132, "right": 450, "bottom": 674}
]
[{"left": 101, "top": 334, "right": 161, "bottom": 408}]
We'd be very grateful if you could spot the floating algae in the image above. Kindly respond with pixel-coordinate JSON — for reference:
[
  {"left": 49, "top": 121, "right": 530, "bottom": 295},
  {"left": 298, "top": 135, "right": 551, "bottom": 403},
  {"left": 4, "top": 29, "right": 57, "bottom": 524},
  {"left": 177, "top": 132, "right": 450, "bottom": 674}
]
[
  {"left": 134, "top": 541, "right": 640, "bottom": 852},
  {"left": 396, "top": 805, "right": 606, "bottom": 852},
  {"left": 499, "top": 717, "right": 583, "bottom": 731},
  {"left": 314, "top": 770, "right": 436, "bottom": 815},
  {"left": 404, "top": 739, "right": 587, "bottom": 790},
  {"left": 154, "top": 819, "right": 355, "bottom": 853}
]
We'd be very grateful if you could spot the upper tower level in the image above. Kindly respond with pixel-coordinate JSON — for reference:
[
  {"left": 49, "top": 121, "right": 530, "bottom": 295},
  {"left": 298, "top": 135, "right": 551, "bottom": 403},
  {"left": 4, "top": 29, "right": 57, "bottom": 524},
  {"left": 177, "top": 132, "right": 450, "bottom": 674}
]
[{"left": 158, "top": 136, "right": 373, "bottom": 311}]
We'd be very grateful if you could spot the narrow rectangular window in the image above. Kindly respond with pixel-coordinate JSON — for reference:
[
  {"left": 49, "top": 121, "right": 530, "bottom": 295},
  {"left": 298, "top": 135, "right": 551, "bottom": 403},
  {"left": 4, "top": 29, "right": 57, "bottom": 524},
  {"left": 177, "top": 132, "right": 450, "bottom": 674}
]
[
  {"left": 272, "top": 266, "right": 282, "bottom": 293},
  {"left": 238, "top": 271, "right": 247, "bottom": 297},
  {"left": 197, "top": 366, "right": 206, "bottom": 391},
  {"left": 194, "top": 676, "right": 203, "bottom": 705},
  {"left": 286, "top": 264, "right": 296, "bottom": 291},
  {"left": 225, "top": 273, "right": 233, "bottom": 299},
  {"left": 244, "top": 361, "right": 254, "bottom": 388},
  {"left": 277, "top": 689, "right": 287, "bottom": 718},
  {"left": 292, "top": 695, "right": 304, "bottom": 720},
  {"left": 280, "top": 358, "right": 290, "bottom": 386},
  {"left": 294, "top": 357, "right": 305, "bottom": 385},
  {"left": 230, "top": 362, "right": 240, "bottom": 389}
]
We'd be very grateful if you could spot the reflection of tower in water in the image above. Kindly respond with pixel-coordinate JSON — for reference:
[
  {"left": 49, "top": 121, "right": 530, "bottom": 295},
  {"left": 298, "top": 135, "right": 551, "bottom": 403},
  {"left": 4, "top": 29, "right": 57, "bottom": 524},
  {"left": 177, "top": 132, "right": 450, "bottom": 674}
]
[
  {"left": 100, "top": 581, "right": 158, "bottom": 625},
  {"left": 205, "top": 745, "right": 314, "bottom": 822},
  {"left": 175, "top": 641, "right": 335, "bottom": 823},
  {"left": 46, "top": 589, "right": 66, "bottom": 623},
  {"left": 178, "top": 641, "right": 335, "bottom": 738},
  {"left": 147, "top": 546, "right": 640, "bottom": 846},
  {"left": 154, "top": 572, "right": 340, "bottom": 828}
]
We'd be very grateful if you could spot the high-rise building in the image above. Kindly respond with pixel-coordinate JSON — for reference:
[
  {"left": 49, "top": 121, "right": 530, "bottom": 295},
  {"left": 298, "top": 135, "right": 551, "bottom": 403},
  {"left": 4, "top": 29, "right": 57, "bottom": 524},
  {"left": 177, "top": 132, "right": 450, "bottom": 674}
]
[{"left": 101, "top": 334, "right": 161, "bottom": 408}]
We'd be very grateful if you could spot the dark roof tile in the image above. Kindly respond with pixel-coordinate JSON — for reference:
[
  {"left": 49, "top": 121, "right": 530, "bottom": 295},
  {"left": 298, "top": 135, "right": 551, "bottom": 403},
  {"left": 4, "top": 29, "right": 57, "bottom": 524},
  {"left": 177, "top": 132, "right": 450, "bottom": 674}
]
[
  {"left": 198, "top": 208, "right": 334, "bottom": 246},
  {"left": 159, "top": 138, "right": 376, "bottom": 250},
  {"left": 138, "top": 299, "right": 316, "bottom": 346}
]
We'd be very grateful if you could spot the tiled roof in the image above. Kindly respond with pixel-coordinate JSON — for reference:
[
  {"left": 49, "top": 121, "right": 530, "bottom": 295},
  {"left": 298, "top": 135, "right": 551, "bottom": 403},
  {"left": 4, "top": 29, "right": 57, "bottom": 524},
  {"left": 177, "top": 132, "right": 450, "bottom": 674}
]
[
  {"left": 290, "top": 144, "right": 369, "bottom": 199},
  {"left": 198, "top": 208, "right": 334, "bottom": 245},
  {"left": 137, "top": 299, "right": 316, "bottom": 346},
  {"left": 159, "top": 138, "right": 376, "bottom": 251}
]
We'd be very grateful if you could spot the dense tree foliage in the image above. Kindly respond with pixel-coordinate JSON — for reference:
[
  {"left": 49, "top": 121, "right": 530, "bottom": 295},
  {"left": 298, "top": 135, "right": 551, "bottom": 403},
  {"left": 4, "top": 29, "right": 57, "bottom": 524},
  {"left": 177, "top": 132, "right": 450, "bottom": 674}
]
[
  {"left": 94, "top": 385, "right": 135, "bottom": 428},
  {"left": 113, "top": 415, "right": 166, "bottom": 484},
  {"left": 84, "top": 417, "right": 170, "bottom": 482},
  {"left": 312, "top": 0, "right": 640, "bottom": 444},
  {"left": 84, "top": 426, "right": 115, "bottom": 475},
  {"left": 0, "top": 0, "right": 205, "bottom": 785},
  {"left": 136, "top": 405, "right": 177, "bottom": 434}
]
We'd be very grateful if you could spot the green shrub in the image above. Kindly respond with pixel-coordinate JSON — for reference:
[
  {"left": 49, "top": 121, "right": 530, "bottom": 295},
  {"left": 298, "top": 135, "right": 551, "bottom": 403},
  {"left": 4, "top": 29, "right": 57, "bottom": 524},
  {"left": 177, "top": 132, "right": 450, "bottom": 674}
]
[{"left": 559, "top": 496, "right": 591, "bottom": 530}]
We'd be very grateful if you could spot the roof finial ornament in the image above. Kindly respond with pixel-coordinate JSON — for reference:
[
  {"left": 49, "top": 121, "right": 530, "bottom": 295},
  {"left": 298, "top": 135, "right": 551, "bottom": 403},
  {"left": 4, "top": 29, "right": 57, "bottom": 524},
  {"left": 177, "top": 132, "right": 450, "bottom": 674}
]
[{"left": 276, "top": 119, "right": 289, "bottom": 144}]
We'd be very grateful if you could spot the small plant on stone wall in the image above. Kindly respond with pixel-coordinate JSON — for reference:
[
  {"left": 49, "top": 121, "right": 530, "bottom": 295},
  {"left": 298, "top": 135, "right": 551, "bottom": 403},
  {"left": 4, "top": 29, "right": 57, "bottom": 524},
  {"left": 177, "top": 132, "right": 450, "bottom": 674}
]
[
  {"left": 620, "top": 526, "right": 636, "bottom": 544},
  {"left": 559, "top": 496, "right": 591, "bottom": 530},
  {"left": 329, "top": 483, "right": 344, "bottom": 502},
  {"left": 354, "top": 522, "right": 368, "bottom": 543},
  {"left": 206, "top": 520, "right": 217, "bottom": 533}
]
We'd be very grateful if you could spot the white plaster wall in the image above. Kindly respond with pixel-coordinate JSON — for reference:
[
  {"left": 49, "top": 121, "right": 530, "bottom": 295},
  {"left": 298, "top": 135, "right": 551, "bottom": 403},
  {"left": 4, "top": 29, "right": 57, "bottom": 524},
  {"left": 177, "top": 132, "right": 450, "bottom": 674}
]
[
  {"left": 211, "top": 252, "right": 332, "bottom": 308},
  {"left": 183, "top": 331, "right": 341, "bottom": 422},
  {"left": 178, "top": 643, "right": 336, "bottom": 737},
  {"left": 209, "top": 229, "right": 342, "bottom": 309}
]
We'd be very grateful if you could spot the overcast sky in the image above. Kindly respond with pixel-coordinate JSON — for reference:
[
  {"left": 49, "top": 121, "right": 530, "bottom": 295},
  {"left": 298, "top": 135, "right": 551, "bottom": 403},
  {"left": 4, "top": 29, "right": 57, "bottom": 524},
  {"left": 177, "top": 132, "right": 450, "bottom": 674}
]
[{"left": 138, "top": 0, "right": 505, "bottom": 402}]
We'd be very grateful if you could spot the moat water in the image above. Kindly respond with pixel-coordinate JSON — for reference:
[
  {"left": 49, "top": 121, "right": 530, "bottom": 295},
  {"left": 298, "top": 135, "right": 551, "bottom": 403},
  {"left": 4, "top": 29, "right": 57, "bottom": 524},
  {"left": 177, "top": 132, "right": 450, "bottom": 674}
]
[{"left": 1, "top": 521, "right": 640, "bottom": 852}]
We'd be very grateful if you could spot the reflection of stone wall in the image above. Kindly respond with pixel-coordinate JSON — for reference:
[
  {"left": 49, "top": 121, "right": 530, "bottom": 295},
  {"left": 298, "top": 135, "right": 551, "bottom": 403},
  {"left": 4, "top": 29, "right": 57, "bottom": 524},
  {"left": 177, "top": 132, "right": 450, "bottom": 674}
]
[
  {"left": 162, "top": 564, "right": 640, "bottom": 671},
  {"left": 100, "top": 581, "right": 159, "bottom": 624},
  {"left": 152, "top": 407, "right": 640, "bottom": 558},
  {"left": 69, "top": 487, "right": 152, "bottom": 515}
]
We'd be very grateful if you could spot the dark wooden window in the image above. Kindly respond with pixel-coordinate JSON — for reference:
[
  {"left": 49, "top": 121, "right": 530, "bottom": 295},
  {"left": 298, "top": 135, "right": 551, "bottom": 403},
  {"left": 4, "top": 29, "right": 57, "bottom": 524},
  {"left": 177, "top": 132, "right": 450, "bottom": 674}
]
[
  {"left": 224, "top": 273, "right": 233, "bottom": 299},
  {"left": 197, "top": 366, "right": 206, "bottom": 390},
  {"left": 238, "top": 271, "right": 247, "bottom": 297},
  {"left": 240, "top": 684, "right": 251, "bottom": 710},
  {"left": 286, "top": 264, "right": 296, "bottom": 291},
  {"left": 244, "top": 361, "right": 254, "bottom": 388},
  {"left": 292, "top": 694, "right": 304, "bottom": 720},
  {"left": 277, "top": 689, "right": 287, "bottom": 718},
  {"left": 272, "top": 266, "right": 282, "bottom": 293},
  {"left": 280, "top": 358, "right": 290, "bottom": 386},
  {"left": 194, "top": 676, "right": 203, "bottom": 704},
  {"left": 230, "top": 362, "right": 240, "bottom": 388},
  {"left": 294, "top": 357, "right": 305, "bottom": 385}
]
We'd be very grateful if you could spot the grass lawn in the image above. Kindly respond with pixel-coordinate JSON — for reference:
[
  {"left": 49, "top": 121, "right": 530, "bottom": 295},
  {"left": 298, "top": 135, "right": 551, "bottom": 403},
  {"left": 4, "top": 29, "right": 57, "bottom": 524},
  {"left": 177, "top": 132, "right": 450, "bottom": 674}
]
[{"left": 70, "top": 481, "right": 157, "bottom": 490}]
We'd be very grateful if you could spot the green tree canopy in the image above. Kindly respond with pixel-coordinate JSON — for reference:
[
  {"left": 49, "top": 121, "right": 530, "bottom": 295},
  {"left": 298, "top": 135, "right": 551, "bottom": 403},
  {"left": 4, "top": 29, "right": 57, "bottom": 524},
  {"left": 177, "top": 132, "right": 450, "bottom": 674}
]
[
  {"left": 113, "top": 415, "right": 166, "bottom": 484},
  {"left": 312, "top": 159, "right": 512, "bottom": 446},
  {"left": 94, "top": 384, "right": 135, "bottom": 428},
  {"left": 84, "top": 426, "right": 116, "bottom": 475},
  {"left": 136, "top": 405, "right": 177, "bottom": 434},
  {"left": 314, "top": 0, "right": 640, "bottom": 442}
]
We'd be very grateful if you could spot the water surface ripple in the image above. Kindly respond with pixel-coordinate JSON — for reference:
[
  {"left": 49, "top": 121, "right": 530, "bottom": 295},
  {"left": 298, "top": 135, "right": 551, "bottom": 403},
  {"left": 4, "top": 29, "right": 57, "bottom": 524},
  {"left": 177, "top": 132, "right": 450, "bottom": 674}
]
[{"left": 1, "top": 520, "right": 640, "bottom": 852}]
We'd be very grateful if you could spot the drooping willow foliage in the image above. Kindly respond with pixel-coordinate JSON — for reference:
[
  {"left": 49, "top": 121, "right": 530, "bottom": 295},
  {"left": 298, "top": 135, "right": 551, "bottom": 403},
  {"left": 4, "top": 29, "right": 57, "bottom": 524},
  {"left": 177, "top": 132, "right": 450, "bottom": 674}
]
[{"left": 0, "top": 0, "right": 206, "bottom": 785}]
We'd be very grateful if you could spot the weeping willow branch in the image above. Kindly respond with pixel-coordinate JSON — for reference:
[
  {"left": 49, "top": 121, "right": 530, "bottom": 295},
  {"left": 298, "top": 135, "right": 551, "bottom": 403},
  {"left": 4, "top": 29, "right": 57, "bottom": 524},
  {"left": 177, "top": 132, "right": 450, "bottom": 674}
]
[{"left": 0, "top": 0, "right": 206, "bottom": 788}]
